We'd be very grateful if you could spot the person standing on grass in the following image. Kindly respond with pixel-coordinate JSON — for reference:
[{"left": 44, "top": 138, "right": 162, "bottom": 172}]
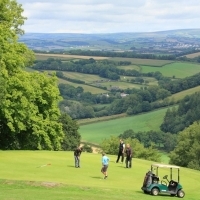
[
  {"left": 125, "top": 143, "right": 132, "bottom": 168},
  {"left": 101, "top": 152, "right": 109, "bottom": 179},
  {"left": 74, "top": 146, "right": 83, "bottom": 168},
  {"left": 116, "top": 139, "right": 125, "bottom": 163}
]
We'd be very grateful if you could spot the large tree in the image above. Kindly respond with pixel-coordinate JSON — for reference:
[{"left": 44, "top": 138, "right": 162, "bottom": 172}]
[
  {"left": 59, "top": 113, "right": 81, "bottom": 150},
  {"left": 169, "top": 121, "right": 200, "bottom": 170},
  {"left": 0, "top": 0, "right": 65, "bottom": 150}
]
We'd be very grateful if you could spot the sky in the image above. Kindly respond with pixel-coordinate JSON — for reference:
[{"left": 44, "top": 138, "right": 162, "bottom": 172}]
[{"left": 17, "top": 0, "right": 200, "bottom": 34}]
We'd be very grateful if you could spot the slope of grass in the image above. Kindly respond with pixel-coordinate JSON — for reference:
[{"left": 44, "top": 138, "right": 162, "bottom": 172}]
[
  {"left": 185, "top": 52, "right": 200, "bottom": 58},
  {"left": 79, "top": 108, "right": 168, "bottom": 144},
  {"left": 62, "top": 71, "right": 107, "bottom": 83},
  {"left": 141, "top": 62, "right": 200, "bottom": 78},
  {"left": 58, "top": 78, "right": 107, "bottom": 94},
  {"left": 109, "top": 57, "right": 173, "bottom": 66},
  {"left": 117, "top": 64, "right": 140, "bottom": 70},
  {"left": 165, "top": 85, "right": 200, "bottom": 102},
  {"left": 0, "top": 151, "right": 199, "bottom": 200}
]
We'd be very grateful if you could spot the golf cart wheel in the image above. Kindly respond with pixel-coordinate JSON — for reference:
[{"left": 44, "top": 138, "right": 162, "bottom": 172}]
[
  {"left": 151, "top": 188, "right": 159, "bottom": 196},
  {"left": 177, "top": 190, "right": 185, "bottom": 198}
]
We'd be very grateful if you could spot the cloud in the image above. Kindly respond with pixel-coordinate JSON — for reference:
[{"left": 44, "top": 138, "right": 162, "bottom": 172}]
[{"left": 17, "top": 0, "right": 200, "bottom": 33}]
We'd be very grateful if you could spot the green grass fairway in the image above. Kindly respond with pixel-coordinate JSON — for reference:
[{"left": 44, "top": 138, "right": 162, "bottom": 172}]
[
  {"left": 79, "top": 108, "right": 168, "bottom": 144},
  {"left": 141, "top": 62, "right": 200, "bottom": 78},
  {"left": 0, "top": 151, "right": 199, "bottom": 200}
]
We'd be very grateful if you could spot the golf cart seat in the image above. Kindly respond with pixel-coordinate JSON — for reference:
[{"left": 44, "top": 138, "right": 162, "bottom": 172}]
[{"left": 168, "top": 180, "right": 178, "bottom": 191}]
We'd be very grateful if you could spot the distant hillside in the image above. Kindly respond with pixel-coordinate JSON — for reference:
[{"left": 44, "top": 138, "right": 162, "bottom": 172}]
[{"left": 19, "top": 29, "right": 200, "bottom": 51}]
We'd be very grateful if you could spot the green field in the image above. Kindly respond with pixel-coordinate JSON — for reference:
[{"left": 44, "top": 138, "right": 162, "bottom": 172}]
[
  {"left": 35, "top": 53, "right": 174, "bottom": 67},
  {"left": 185, "top": 52, "right": 200, "bottom": 58},
  {"left": 58, "top": 78, "right": 107, "bottom": 94},
  {"left": 109, "top": 57, "right": 174, "bottom": 66},
  {"left": 62, "top": 72, "right": 108, "bottom": 83},
  {"left": 96, "top": 80, "right": 143, "bottom": 90},
  {"left": 35, "top": 53, "right": 108, "bottom": 61},
  {"left": 79, "top": 108, "right": 168, "bottom": 144},
  {"left": 165, "top": 85, "right": 200, "bottom": 102},
  {"left": 0, "top": 151, "right": 199, "bottom": 200},
  {"left": 141, "top": 62, "right": 200, "bottom": 78},
  {"left": 117, "top": 64, "right": 140, "bottom": 70}
]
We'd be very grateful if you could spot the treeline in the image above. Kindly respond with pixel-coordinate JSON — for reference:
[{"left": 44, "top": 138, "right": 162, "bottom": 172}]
[
  {"left": 160, "top": 92, "right": 200, "bottom": 134},
  {"left": 33, "top": 58, "right": 168, "bottom": 81},
  {"left": 34, "top": 58, "right": 124, "bottom": 80},
  {"left": 58, "top": 84, "right": 172, "bottom": 119},
  {"left": 100, "top": 136, "right": 161, "bottom": 162},
  {"left": 119, "top": 129, "right": 177, "bottom": 152},
  {"left": 58, "top": 77, "right": 200, "bottom": 119},
  {"left": 159, "top": 72, "right": 200, "bottom": 94},
  {"left": 169, "top": 121, "right": 200, "bottom": 170},
  {"left": 56, "top": 71, "right": 85, "bottom": 84},
  {"left": 33, "top": 58, "right": 200, "bottom": 120}
]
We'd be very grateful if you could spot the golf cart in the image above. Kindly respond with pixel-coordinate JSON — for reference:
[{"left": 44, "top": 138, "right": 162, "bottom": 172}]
[{"left": 141, "top": 163, "right": 185, "bottom": 198}]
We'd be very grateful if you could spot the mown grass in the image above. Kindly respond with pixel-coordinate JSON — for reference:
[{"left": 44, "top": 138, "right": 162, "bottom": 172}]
[
  {"left": 79, "top": 108, "right": 168, "bottom": 144},
  {"left": 141, "top": 62, "right": 200, "bottom": 78},
  {"left": 0, "top": 151, "right": 199, "bottom": 200}
]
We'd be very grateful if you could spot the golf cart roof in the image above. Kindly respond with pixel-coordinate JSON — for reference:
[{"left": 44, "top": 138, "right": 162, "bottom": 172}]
[{"left": 151, "top": 163, "right": 180, "bottom": 169}]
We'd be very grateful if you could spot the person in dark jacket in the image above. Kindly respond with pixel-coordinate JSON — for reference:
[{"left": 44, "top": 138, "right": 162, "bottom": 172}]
[
  {"left": 116, "top": 139, "right": 125, "bottom": 163},
  {"left": 125, "top": 143, "right": 132, "bottom": 168},
  {"left": 74, "top": 146, "right": 83, "bottom": 168}
]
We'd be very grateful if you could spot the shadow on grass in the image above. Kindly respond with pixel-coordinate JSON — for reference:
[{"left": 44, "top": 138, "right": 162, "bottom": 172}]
[
  {"left": 67, "top": 165, "right": 75, "bottom": 168},
  {"left": 90, "top": 176, "right": 102, "bottom": 179},
  {"left": 136, "top": 190, "right": 175, "bottom": 198},
  {"left": 117, "top": 166, "right": 126, "bottom": 168}
]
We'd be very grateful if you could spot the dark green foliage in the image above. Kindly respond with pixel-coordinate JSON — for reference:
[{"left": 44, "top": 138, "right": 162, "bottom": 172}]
[
  {"left": 160, "top": 92, "right": 200, "bottom": 134},
  {"left": 159, "top": 73, "right": 200, "bottom": 94},
  {"left": 81, "top": 144, "right": 93, "bottom": 153},
  {"left": 119, "top": 129, "right": 177, "bottom": 152},
  {"left": 100, "top": 136, "right": 161, "bottom": 162},
  {"left": 59, "top": 113, "right": 81, "bottom": 151},
  {"left": 56, "top": 71, "right": 85, "bottom": 84},
  {"left": 169, "top": 122, "right": 200, "bottom": 170},
  {"left": 66, "top": 49, "right": 176, "bottom": 60}
]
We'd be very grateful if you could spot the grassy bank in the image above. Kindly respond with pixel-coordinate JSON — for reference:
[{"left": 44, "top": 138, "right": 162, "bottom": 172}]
[{"left": 0, "top": 151, "right": 199, "bottom": 200}]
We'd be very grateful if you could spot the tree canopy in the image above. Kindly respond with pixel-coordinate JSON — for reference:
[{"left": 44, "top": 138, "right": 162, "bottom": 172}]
[
  {"left": 169, "top": 122, "right": 200, "bottom": 170},
  {"left": 0, "top": 0, "right": 79, "bottom": 150}
]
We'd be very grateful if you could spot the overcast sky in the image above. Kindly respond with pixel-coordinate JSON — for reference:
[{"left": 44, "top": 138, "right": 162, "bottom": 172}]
[{"left": 17, "top": 0, "right": 200, "bottom": 33}]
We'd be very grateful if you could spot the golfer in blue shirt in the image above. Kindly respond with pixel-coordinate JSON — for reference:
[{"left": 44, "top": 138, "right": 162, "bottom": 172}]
[{"left": 101, "top": 152, "right": 109, "bottom": 179}]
